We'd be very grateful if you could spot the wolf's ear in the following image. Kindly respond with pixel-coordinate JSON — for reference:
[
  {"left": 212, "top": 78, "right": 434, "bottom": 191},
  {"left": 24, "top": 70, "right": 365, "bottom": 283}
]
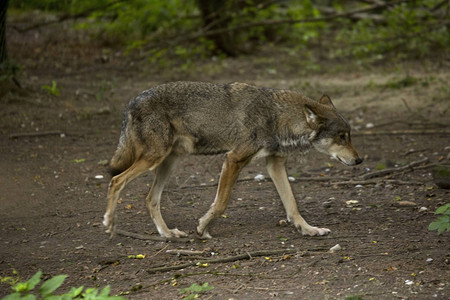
[
  {"left": 319, "top": 94, "right": 335, "bottom": 109},
  {"left": 304, "top": 105, "right": 319, "bottom": 129}
]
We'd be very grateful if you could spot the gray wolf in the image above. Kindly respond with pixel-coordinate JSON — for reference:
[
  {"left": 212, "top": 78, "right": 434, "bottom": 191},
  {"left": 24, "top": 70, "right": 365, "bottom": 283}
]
[{"left": 103, "top": 81, "right": 362, "bottom": 239}]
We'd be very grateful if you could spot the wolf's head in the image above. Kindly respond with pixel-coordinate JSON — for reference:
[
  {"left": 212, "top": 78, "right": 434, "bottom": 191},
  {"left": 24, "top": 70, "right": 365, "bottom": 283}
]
[{"left": 304, "top": 95, "right": 363, "bottom": 166}]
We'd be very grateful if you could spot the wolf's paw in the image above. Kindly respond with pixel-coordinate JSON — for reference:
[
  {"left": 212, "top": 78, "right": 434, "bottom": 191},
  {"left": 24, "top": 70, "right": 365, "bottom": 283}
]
[
  {"left": 301, "top": 226, "right": 331, "bottom": 236},
  {"left": 103, "top": 212, "right": 115, "bottom": 237},
  {"left": 165, "top": 228, "right": 188, "bottom": 238},
  {"left": 196, "top": 227, "right": 213, "bottom": 240}
]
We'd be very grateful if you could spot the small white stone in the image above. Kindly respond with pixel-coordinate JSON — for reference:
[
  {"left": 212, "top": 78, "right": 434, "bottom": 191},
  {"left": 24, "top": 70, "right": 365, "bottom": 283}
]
[
  {"left": 366, "top": 123, "right": 374, "bottom": 129},
  {"left": 419, "top": 207, "right": 428, "bottom": 212},
  {"left": 405, "top": 280, "right": 414, "bottom": 285},
  {"left": 329, "top": 244, "right": 342, "bottom": 252},
  {"left": 288, "top": 176, "right": 295, "bottom": 182},
  {"left": 94, "top": 175, "right": 104, "bottom": 179},
  {"left": 426, "top": 258, "right": 433, "bottom": 263},
  {"left": 254, "top": 174, "right": 265, "bottom": 181},
  {"left": 355, "top": 184, "right": 363, "bottom": 188}
]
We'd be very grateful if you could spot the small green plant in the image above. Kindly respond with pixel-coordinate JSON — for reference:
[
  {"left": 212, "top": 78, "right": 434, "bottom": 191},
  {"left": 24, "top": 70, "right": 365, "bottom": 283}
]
[
  {"left": 42, "top": 81, "right": 60, "bottom": 96},
  {"left": 429, "top": 203, "right": 450, "bottom": 234},
  {"left": 179, "top": 282, "right": 214, "bottom": 300},
  {"left": 345, "top": 295, "right": 363, "bottom": 300},
  {"left": 2, "top": 270, "right": 125, "bottom": 300},
  {"left": 375, "top": 163, "right": 386, "bottom": 170},
  {"left": 0, "top": 270, "right": 20, "bottom": 286}
]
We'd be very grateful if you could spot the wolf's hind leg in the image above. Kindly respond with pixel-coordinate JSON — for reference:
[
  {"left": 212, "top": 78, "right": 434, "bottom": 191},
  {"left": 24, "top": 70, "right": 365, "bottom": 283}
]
[
  {"left": 104, "top": 159, "right": 154, "bottom": 237},
  {"left": 266, "top": 156, "right": 330, "bottom": 236},
  {"left": 146, "top": 151, "right": 187, "bottom": 238}
]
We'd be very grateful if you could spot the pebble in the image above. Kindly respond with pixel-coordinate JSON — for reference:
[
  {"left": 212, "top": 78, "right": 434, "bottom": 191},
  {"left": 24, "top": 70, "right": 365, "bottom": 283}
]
[
  {"left": 419, "top": 206, "right": 428, "bottom": 212},
  {"left": 254, "top": 174, "right": 265, "bottom": 181},
  {"left": 426, "top": 258, "right": 433, "bottom": 263},
  {"left": 288, "top": 176, "right": 295, "bottom": 182},
  {"left": 329, "top": 244, "right": 342, "bottom": 252},
  {"left": 94, "top": 175, "right": 104, "bottom": 179}
]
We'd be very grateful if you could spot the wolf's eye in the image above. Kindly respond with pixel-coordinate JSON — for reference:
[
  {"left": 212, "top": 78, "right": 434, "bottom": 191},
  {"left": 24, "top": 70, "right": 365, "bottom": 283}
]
[{"left": 339, "top": 133, "right": 346, "bottom": 141}]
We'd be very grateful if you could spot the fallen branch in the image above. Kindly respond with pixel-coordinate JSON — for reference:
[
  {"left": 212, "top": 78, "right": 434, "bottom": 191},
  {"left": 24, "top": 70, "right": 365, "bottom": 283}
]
[
  {"left": 331, "top": 179, "right": 424, "bottom": 186},
  {"left": 9, "top": 131, "right": 64, "bottom": 139},
  {"left": 360, "top": 157, "right": 429, "bottom": 180},
  {"left": 147, "top": 249, "right": 297, "bottom": 274},
  {"left": 116, "top": 229, "right": 191, "bottom": 243},
  {"left": 166, "top": 249, "right": 205, "bottom": 256},
  {"left": 353, "top": 129, "right": 450, "bottom": 136}
]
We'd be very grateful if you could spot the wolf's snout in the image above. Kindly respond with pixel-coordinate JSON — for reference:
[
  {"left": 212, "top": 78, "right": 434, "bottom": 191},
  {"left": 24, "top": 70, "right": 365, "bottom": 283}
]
[{"left": 355, "top": 157, "right": 363, "bottom": 165}]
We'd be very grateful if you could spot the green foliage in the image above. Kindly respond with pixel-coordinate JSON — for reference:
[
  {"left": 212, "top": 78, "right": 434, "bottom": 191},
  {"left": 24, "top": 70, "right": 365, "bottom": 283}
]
[
  {"left": 2, "top": 271, "right": 125, "bottom": 300},
  {"left": 179, "top": 282, "right": 214, "bottom": 300},
  {"left": 429, "top": 203, "right": 450, "bottom": 234},
  {"left": 334, "top": 0, "right": 449, "bottom": 61},
  {"left": 345, "top": 296, "right": 363, "bottom": 300},
  {"left": 10, "top": 0, "right": 449, "bottom": 63},
  {"left": 375, "top": 163, "right": 386, "bottom": 170},
  {"left": 41, "top": 81, "right": 60, "bottom": 96},
  {"left": 386, "top": 75, "right": 418, "bottom": 89}
]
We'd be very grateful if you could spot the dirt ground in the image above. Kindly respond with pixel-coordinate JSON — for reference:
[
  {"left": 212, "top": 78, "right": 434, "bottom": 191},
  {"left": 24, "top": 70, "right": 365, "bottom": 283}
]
[{"left": 1, "top": 16, "right": 449, "bottom": 300}]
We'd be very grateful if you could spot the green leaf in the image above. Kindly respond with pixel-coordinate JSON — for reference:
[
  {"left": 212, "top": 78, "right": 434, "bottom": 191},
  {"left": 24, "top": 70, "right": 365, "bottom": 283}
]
[
  {"left": 26, "top": 271, "right": 43, "bottom": 291},
  {"left": 435, "top": 203, "right": 450, "bottom": 215},
  {"left": 429, "top": 215, "right": 450, "bottom": 234},
  {"left": 44, "top": 295, "right": 63, "bottom": 300},
  {"left": 13, "top": 271, "right": 42, "bottom": 292},
  {"left": 99, "top": 285, "right": 111, "bottom": 296},
  {"left": 2, "top": 292, "right": 23, "bottom": 300},
  {"left": 67, "top": 286, "right": 84, "bottom": 297},
  {"left": 39, "top": 275, "right": 67, "bottom": 296}
]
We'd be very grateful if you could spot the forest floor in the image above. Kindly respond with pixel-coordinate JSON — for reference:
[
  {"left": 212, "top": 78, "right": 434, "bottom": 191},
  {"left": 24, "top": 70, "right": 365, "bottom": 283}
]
[{"left": 0, "top": 14, "right": 449, "bottom": 300}]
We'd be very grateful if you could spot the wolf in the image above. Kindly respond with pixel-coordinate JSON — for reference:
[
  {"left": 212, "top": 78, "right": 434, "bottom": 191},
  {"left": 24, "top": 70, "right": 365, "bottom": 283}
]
[{"left": 103, "top": 81, "right": 363, "bottom": 239}]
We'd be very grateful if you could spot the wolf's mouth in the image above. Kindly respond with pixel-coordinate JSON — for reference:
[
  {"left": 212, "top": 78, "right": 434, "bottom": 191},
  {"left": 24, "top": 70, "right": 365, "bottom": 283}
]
[{"left": 335, "top": 156, "right": 351, "bottom": 166}]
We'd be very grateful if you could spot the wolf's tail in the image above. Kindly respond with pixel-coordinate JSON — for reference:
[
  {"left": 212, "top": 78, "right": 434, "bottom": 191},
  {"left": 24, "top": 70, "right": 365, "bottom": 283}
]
[
  {"left": 109, "top": 138, "right": 134, "bottom": 177},
  {"left": 109, "top": 122, "right": 135, "bottom": 177}
]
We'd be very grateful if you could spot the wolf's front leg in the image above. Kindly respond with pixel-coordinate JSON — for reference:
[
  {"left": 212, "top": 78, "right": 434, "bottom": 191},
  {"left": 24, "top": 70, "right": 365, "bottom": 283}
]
[
  {"left": 266, "top": 156, "right": 330, "bottom": 236},
  {"left": 197, "top": 150, "right": 253, "bottom": 239}
]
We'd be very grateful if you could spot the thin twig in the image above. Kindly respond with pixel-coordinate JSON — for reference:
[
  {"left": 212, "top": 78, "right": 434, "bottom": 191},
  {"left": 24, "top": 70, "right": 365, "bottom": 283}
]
[
  {"left": 116, "top": 229, "right": 191, "bottom": 243},
  {"left": 147, "top": 249, "right": 297, "bottom": 274},
  {"left": 166, "top": 249, "right": 205, "bottom": 256},
  {"left": 353, "top": 129, "right": 450, "bottom": 136},
  {"left": 9, "top": 131, "right": 64, "bottom": 139},
  {"left": 360, "top": 157, "right": 429, "bottom": 180},
  {"left": 331, "top": 179, "right": 424, "bottom": 186}
]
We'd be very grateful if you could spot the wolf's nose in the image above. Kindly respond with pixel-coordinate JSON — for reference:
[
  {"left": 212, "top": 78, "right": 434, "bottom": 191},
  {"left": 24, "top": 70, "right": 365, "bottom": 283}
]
[{"left": 355, "top": 157, "right": 363, "bottom": 165}]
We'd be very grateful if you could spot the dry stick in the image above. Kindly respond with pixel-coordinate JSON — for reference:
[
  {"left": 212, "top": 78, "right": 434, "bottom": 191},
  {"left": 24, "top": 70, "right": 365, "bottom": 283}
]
[
  {"left": 332, "top": 179, "right": 424, "bottom": 186},
  {"left": 147, "top": 249, "right": 297, "bottom": 274},
  {"left": 116, "top": 229, "right": 191, "bottom": 243},
  {"left": 166, "top": 249, "right": 205, "bottom": 256},
  {"left": 9, "top": 131, "right": 64, "bottom": 139},
  {"left": 360, "top": 157, "right": 429, "bottom": 180},
  {"left": 353, "top": 129, "right": 450, "bottom": 136}
]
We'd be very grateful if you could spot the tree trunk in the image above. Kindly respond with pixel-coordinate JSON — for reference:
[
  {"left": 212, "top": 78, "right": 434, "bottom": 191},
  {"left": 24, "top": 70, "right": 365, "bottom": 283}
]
[
  {"left": 196, "top": 0, "right": 240, "bottom": 56},
  {"left": 0, "top": 0, "right": 9, "bottom": 64}
]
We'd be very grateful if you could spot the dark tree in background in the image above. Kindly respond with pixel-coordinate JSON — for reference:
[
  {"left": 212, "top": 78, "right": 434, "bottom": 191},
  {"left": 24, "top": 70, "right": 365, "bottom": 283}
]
[
  {"left": 0, "top": 0, "right": 9, "bottom": 65},
  {"left": 196, "top": 0, "right": 240, "bottom": 56}
]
